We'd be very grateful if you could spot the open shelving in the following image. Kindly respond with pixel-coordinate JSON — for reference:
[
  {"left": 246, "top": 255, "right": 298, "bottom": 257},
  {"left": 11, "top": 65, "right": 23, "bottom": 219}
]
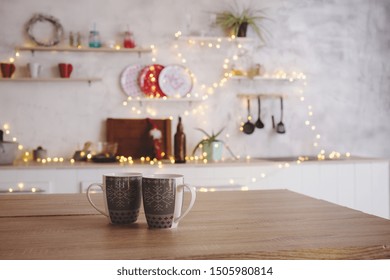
[
  {"left": 0, "top": 77, "right": 102, "bottom": 85},
  {"left": 230, "top": 75, "right": 295, "bottom": 82},
  {"left": 177, "top": 35, "right": 255, "bottom": 44},
  {"left": 125, "top": 96, "right": 205, "bottom": 105},
  {"left": 16, "top": 45, "right": 153, "bottom": 56},
  {"left": 237, "top": 93, "right": 285, "bottom": 99}
]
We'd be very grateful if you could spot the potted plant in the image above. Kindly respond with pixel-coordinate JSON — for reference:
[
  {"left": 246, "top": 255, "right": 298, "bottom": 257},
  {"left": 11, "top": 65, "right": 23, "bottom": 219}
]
[
  {"left": 192, "top": 128, "right": 237, "bottom": 161},
  {"left": 215, "top": 4, "right": 267, "bottom": 42}
]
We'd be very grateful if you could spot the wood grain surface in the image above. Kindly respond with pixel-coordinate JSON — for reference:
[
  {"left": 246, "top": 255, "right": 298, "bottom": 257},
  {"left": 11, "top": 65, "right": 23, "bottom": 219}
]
[{"left": 0, "top": 190, "right": 389, "bottom": 260}]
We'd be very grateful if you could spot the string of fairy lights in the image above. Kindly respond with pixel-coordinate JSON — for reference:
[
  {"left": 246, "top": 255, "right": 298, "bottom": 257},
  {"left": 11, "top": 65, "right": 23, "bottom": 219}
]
[
  {"left": 121, "top": 31, "right": 349, "bottom": 162},
  {"left": 1, "top": 31, "right": 351, "bottom": 194}
]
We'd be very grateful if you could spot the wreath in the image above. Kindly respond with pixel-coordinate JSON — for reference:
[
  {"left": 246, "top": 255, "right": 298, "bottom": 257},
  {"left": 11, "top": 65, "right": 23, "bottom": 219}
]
[{"left": 25, "top": 13, "right": 64, "bottom": 47}]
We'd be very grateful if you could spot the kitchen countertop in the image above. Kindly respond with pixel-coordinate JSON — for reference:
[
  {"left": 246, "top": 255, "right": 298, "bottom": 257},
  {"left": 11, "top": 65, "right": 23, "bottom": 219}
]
[
  {"left": 0, "top": 156, "right": 386, "bottom": 170},
  {"left": 0, "top": 189, "right": 390, "bottom": 259}
]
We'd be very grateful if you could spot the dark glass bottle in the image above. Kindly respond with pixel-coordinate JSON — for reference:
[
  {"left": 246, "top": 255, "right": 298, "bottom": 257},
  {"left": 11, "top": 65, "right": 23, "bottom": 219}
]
[{"left": 174, "top": 116, "right": 186, "bottom": 163}]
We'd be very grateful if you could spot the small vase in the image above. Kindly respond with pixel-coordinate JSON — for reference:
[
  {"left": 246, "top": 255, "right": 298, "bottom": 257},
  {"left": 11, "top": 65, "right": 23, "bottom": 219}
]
[
  {"left": 237, "top": 22, "right": 248, "bottom": 37},
  {"left": 202, "top": 141, "right": 223, "bottom": 161}
]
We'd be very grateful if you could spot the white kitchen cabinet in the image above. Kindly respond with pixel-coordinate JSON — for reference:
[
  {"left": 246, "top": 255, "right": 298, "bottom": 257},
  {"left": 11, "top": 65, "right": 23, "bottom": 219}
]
[
  {"left": 0, "top": 158, "right": 389, "bottom": 219},
  {"left": 300, "top": 164, "right": 321, "bottom": 199},
  {"left": 336, "top": 163, "right": 355, "bottom": 209},
  {"left": 356, "top": 161, "right": 389, "bottom": 219},
  {"left": 318, "top": 163, "right": 340, "bottom": 203},
  {"left": 355, "top": 162, "right": 373, "bottom": 215}
]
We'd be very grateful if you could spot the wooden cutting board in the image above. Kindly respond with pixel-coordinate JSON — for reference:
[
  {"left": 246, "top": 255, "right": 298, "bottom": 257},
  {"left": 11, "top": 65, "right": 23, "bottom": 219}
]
[{"left": 106, "top": 118, "right": 172, "bottom": 159}]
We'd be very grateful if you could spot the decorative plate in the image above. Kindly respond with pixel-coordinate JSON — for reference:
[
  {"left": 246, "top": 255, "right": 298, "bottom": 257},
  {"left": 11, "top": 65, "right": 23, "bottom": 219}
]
[
  {"left": 120, "top": 64, "right": 144, "bottom": 97},
  {"left": 138, "top": 64, "right": 166, "bottom": 98},
  {"left": 158, "top": 65, "right": 193, "bottom": 98}
]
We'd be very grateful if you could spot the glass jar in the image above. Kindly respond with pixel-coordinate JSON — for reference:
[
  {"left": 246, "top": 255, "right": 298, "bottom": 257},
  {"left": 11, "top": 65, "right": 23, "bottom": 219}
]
[{"left": 88, "top": 30, "right": 101, "bottom": 48}]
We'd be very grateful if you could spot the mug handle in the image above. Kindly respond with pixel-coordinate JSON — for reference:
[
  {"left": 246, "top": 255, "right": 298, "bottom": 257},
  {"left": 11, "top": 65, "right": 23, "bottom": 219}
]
[
  {"left": 174, "top": 184, "right": 196, "bottom": 224},
  {"left": 86, "top": 183, "right": 108, "bottom": 217}
]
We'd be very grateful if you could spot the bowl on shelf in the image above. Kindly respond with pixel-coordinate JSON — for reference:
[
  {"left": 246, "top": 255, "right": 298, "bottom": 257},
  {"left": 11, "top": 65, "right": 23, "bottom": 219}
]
[{"left": 91, "top": 142, "right": 118, "bottom": 163}]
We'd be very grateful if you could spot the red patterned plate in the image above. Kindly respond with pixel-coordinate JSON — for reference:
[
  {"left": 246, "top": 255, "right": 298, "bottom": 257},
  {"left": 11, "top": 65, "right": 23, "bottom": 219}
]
[{"left": 138, "top": 64, "right": 166, "bottom": 98}]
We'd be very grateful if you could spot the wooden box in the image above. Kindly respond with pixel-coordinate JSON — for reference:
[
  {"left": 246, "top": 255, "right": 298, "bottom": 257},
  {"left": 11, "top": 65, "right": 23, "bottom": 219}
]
[{"left": 106, "top": 118, "right": 172, "bottom": 159}]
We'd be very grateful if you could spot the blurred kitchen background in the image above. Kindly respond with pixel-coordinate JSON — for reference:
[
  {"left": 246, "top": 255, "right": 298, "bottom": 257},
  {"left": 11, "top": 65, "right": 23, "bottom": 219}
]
[{"left": 1, "top": 0, "right": 390, "bottom": 160}]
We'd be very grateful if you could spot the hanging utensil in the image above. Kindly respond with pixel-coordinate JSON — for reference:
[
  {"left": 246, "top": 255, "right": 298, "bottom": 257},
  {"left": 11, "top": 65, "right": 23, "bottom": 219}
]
[
  {"left": 242, "top": 98, "right": 255, "bottom": 134},
  {"left": 276, "top": 96, "right": 286, "bottom": 134},
  {"left": 271, "top": 115, "right": 275, "bottom": 129},
  {"left": 255, "top": 96, "right": 264, "bottom": 129}
]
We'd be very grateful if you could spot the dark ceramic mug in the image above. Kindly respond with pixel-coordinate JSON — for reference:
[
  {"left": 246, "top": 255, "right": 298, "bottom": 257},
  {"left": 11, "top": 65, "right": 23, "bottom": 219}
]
[
  {"left": 58, "top": 63, "right": 73, "bottom": 78},
  {"left": 1, "top": 63, "right": 16, "bottom": 78},
  {"left": 87, "top": 172, "right": 142, "bottom": 224},
  {"left": 142, "top": 174, "right": 196, "bottom": 229}
]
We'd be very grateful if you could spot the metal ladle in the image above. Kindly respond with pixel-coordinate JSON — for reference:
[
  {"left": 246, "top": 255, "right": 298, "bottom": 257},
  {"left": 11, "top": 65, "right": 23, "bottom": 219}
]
[
  {"left": 276, "top": 97, "right": 286, "bottom": 134},
  {"left": 242, "top": 98, "right": 255, "bottom": 134},
  {"left": 255, "top": 96, "right": 264, "bottom": 129}
]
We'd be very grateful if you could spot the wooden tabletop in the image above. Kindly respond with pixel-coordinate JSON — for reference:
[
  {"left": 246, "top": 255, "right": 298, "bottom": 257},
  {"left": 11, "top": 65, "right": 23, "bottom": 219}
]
[{"left": 0, "top": 189, "right": 389, "bottom": 260}]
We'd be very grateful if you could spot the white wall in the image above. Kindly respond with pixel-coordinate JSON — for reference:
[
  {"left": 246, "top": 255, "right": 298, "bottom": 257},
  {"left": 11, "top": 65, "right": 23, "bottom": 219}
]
[{"left": 1, "top": 0, "right": 390, "bottom": 159}]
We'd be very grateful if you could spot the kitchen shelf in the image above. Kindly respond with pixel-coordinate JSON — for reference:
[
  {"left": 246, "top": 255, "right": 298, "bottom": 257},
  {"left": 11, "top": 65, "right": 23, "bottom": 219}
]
[
  {"left": 237, "top": 93, "right": 286, "bottom": 99},
  {"left": 125, "top": 96, "right": 205, "bottom": 104},
  {"left": 177, "top": 35, "right": 255, "bottom": 44},
  {"left": 0, "top": 77, "right": 102, "bottom": 85},
  {"left": 16, "top": 45, "right": 152, "bottom": 56},
  {"left": 230, "top": 75, "right": 295, "bottom": 82}
]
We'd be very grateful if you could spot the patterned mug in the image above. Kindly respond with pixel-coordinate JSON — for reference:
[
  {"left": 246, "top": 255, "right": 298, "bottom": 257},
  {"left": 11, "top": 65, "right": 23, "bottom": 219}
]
[
  {"left": 87, "top": 172, "right": 142, "bottom": 224},
  {"left": 142, "top": 174, "right": 196, "bottom": 229}
]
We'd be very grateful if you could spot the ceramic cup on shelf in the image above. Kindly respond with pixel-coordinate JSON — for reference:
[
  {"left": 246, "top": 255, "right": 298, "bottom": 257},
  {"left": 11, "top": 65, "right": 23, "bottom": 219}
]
[
  {"left": 58, "top": 63, "right": 73, "bottom": 78},
  {"left": 86, "top": 172, "right": 142, "bottom": 224},
  {"left": 142, "top": 174, "right": 196, "bottom": 229},
  {"left": 1, "top": 63, "right": 16, "bottom": 78},
  {"left": 27, "top": 62, "right": 42, "bottom": 78}
]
